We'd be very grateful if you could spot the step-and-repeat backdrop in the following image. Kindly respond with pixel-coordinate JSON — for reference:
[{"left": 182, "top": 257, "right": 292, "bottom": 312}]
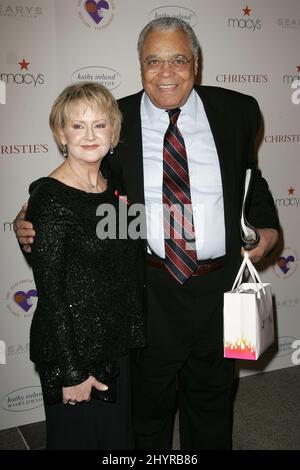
[{"left": 0, "top": 0, "right": 299, "bottom": 429}]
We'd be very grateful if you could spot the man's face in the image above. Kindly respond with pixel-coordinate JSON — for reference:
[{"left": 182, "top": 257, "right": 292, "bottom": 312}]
[{"left": 140, "top": 29, "right": 198, "bottom": 110}]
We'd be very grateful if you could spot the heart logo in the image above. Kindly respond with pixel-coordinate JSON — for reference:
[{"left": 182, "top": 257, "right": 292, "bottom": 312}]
[
  {"left": 85, "top": 0, "right": 109, "bottom": 25},
  {"left": 14, "top": 289, "right": 38, "bottom": 312},
  {"left": 277, "top": 255, "right": 295, "bottom": 274}
]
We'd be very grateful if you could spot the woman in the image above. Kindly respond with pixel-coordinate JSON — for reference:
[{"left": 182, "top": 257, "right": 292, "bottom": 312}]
[{"left": 26, "top": 82, "right": 145, "bottom": 450}]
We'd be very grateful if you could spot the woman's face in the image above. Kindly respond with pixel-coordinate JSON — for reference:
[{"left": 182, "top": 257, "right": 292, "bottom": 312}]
[{"left": 59, "top": 103, "right": 114, "bottom": 163}]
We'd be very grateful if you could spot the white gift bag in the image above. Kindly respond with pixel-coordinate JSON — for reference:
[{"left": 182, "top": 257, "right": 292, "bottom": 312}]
[{"left": 224, "top": 252, "right": 274, "bottom": 360}]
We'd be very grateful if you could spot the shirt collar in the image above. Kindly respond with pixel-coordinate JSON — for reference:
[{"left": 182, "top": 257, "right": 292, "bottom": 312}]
[
  {"left": 142, "top": 88, "right": 198, "bottom": 125},
  {"left": 180, "top": 88, "right": 198, "bottom": 122}
]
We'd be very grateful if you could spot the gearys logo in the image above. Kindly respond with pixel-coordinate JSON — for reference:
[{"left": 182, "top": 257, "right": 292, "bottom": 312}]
[
  {"left": 276, "top": 297, "right": 299, "bottom": 311},
  {"left": 6, "top": 279, "right": 38, "bottom": 318},
  {"left": 78, "top": 0, "right": 115, "bottom": 30},
  {"left": 277, "top": 18, "right": 300, "bottom": 29},
  {"left": 273, "top": 248, "right": 298, "bottom": 279},
  {"left": 228, "top": 5, "right": 261, "bottom": 31},
  {"left": 0, "top": 3, "right": 42, "bottom": 18}
]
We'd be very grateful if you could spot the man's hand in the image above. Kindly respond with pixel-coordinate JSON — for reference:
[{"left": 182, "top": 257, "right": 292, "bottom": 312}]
[
  {"left": 242, "top": 228, "right": 279, "bottom": 263},
  {"left": 13, "top": 203, "right": 35, "bottom": 253}
]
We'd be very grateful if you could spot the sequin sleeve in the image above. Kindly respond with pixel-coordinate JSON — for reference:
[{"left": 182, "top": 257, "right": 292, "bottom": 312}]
[{"left": 26, "top": 182, "right": 89, "bottom": 387}]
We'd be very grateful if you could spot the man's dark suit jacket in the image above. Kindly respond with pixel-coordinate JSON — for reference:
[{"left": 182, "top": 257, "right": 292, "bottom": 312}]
[{"left": 104, "top": 85, "right": 279, "bottom": 288}]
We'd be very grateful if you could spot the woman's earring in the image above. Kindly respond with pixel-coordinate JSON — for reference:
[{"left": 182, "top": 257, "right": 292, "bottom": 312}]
[
  {"left": 109, "top": 145, "right": 114, "bottom": 155},
  {"left": 62, "top": 144, "right": 68, "bottom": 157}
]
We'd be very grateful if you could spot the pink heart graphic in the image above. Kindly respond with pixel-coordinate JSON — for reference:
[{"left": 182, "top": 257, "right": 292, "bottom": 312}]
[
  {"left": 14, "top": 289, "right": 38, "bottom": 312},
  {"left": 85, "top": 0, "right": 109, "bottom": 25}
]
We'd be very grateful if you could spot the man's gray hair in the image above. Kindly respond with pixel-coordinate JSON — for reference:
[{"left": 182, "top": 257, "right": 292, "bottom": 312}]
[{"left": 137, "top": 17, "right": 200, "bottom": 61}]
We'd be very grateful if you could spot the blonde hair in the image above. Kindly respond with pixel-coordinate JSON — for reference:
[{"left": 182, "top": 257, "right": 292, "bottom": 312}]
[{"left": 49, "top": 82, "right": 122, "bottom": 153}]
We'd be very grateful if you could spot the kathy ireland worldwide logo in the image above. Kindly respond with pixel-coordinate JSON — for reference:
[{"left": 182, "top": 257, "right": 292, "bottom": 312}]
[
  {"left": 0, "top": 59, "right": 45, "bottom": 87},
  {"left": 228, "top": 5, "right": 261, "bottom": 31}
]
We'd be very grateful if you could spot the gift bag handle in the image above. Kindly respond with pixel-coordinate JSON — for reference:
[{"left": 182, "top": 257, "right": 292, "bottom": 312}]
[{"left": 232, "top": 252, "right": 266, "bottom": 297}]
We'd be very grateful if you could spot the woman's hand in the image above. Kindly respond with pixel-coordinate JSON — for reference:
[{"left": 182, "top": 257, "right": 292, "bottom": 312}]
[{"left": 62, "top": 376, "right": 108, "bottom": 404}]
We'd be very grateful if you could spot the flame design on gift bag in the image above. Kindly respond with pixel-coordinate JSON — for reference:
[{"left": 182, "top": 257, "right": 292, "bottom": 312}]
[{"left": 224, "top": 337, "right": 257, "bottom": 360}]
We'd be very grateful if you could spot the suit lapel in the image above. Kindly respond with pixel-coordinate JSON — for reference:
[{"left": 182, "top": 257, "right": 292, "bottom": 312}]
[
  {"left": 195, "top": 86, "right": 237, "bottom": 250},
  {"left": 118, "top": 91, "right": 145, "bottom": 206}
]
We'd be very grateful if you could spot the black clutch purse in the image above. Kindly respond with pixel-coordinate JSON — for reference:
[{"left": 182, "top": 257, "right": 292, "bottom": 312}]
[
  {"left": 240, "top": 169, "right": 260, "bottom": 250},
  {"left": 90, "top": 378, "right": 117, "bottom": 402}
]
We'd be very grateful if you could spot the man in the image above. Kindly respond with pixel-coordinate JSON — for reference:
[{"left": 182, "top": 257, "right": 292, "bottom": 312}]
[{"left": 15, "top": 18, "right": 279, "bottom": 450}]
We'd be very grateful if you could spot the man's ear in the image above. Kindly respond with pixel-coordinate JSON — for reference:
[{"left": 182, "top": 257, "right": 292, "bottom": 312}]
[{"left": 193, "top": 57, "right": 199, "bottom": 77}]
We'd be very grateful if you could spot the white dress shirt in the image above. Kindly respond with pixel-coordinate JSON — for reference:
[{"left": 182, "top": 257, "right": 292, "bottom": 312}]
[{"left": 141, "top": 89, "right": 226, "bottom": 260}]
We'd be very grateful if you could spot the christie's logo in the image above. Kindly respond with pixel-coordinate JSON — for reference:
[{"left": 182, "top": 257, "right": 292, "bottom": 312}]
[
  {"left": 283, "top": 64, "right": 300, "bottom": 85},
  {"left": 273, "top": 248, "right": 298, "bottom": 279},
  {"left": 228, "top": 5, "right": 261, "bottom": 31},
  {"left": 78, "top": 0, "right": 115, "bottom": 30},
  {"left": 275, "top": 187, "right": 300, "bottom": 209},
  {"left": 1, "top": 386, "right": 43, "bottom": 412},
  {"left": 0, "top": 3, "right": 42, "bottom": 18},
  {"left": 0, "top": 59, "right": 45, "bottom": 87},
  {"left": 149, "top": 6, "right": 197, "bottom": 27},
  {"left": 264, "top": 134, "right": 300, "bottom": 144},
  {"left": 216, "top": 74, "right": 268, "bottom": 84},
  {"left": 72, "top": 66, "right": 121, "bottom": 90},
  {"left": 1, "top": 143, "right": 48, "bottom": 157},
  {"left": 6, "top": 279, "right": 38, "bottom": 318}
]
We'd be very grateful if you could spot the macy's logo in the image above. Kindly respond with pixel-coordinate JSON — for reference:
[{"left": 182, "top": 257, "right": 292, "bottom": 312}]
[
  {"left": 0, "top": 59, "right": 44, "bottom": 87},
  {"left": 227, "top": 5, "right": 261, "bottom": 31}
]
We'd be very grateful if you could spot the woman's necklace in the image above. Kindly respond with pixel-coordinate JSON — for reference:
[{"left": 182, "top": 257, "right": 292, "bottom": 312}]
[{"left": 67, "top": 161, "right": 104, "bottom": 192}]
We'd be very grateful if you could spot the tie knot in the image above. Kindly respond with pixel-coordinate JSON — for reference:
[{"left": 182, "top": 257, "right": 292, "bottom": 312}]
[{"left": 167, "top": 108, "right": 181, "bottom": 125}]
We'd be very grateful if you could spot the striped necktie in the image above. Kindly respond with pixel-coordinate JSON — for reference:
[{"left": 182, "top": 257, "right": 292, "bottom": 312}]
[{"left": 163, "top": 108, "right": 198, "bottom": 284}]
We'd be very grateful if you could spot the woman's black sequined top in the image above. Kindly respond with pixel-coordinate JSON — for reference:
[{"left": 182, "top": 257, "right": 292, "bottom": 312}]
[{"left": 26, "top": 177, "right": 145, "bottom": 403}]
